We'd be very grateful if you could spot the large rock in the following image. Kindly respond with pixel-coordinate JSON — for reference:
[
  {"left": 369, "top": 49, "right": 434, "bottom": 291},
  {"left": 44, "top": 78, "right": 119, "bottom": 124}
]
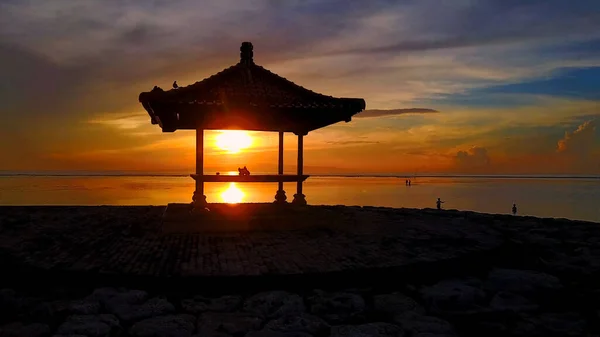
[
  {"left": 56, "top": 314, "right": 120, "bottom": 337},
  {"left": 28, "top": 300, "right": 71, "bottom": 325},
  {"left": 489, "top": 292, "right": 538, "bottom": 312},
  {"left": 373, "top": 293, "right": 425, "bottom": 316},
  {"left": 129, "top": 314, "right": 196, "bottom": 337},
  {"left": 69, "top": 300, "right": 101, "bottom": 315},
  {"left": 198, "top": 312, "right": 262, "bottom": 336},
  {"left": 244, "top": 291, "right": 305, "bottom": 319},
  {"left": 0, "top": 293, "right": 48, "bottom": 324},
  {"left": 308, "top": 290, "right": 366, "bottom": 324},
  {"left": 466, "top": 321, "right": 509, "bottom": 336},
  {"left": 510, "top": 312, "right": 587, "bottom": 337},
  {"left": 392, "top": 312, "right": 455, "bottom": 336},
  {"left": 485, "top": 269, "right": 562, "bottom": 295},
  {"left": 181, "top": 295, "right": 242, "bottom": 314},
  {"left": 107, "top": 297, "right": 175, "bottom": 323},
  {"left": 246, "top": 331, "right": 312, "bottom": 337},
  {"left": 85, "top": 288, "right": 151, "bottom": 322},
  {"left": 0, "top": 322, "right": 51, "bottom": 337},
  {"left": 331, "top": 323, "right": 404, "bottom": 337},
  {"left": 0, "top": 289, "right": 20, "bottom": 321},
  {"left": 420, "top": 280, "right": 486, "bottom": 314},
  {"left": 264, "top": 313, "right": 330, "bottom": 336},
  {"left": 539, "top": 312, "right": 588, "bottom": 335},
  {"left": 88, "top": 288, "right": 148, "bottom": 309}
]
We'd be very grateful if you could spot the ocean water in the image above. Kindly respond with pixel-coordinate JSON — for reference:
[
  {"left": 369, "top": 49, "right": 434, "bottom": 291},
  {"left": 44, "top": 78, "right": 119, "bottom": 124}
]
[{"left": 0, "top": 175, "right": 599, "bottom": 222}]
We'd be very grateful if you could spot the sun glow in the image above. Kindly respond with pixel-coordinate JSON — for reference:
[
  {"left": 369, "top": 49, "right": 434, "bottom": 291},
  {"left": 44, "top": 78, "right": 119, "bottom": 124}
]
[
  {"left": 215, "top": 130, "right": 253, "bottom": 153},
  {"left": 220, "top": 183, "right": 245, "bottom": 203}
]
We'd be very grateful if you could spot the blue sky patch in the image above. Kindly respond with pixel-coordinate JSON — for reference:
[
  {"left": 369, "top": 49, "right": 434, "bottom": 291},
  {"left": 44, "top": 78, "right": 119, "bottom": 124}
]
[{"left": 423, "top": 67, "right": 600, "bottom": 108}]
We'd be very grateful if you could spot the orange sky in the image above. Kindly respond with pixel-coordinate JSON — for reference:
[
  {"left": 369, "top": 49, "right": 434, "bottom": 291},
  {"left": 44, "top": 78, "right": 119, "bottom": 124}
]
[
  {"left": 32, "top": 99, "right": 600, "bottom": 175},
  {"left": 1, "top": 1, "right": 599, "bottom": 175}
]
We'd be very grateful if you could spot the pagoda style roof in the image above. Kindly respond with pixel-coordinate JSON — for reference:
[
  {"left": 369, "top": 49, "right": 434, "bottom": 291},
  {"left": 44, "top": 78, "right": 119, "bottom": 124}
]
[{"left": 139, "top": 42, "right": 366, "bottom": 134}]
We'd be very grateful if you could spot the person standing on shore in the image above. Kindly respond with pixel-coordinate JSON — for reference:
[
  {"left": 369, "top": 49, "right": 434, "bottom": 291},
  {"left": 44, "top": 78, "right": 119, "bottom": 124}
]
[
  {"left": 512, "top": 203, "right": 517, "bottom": 215},
  {"left": 436, "top": 198, "right": 444, "bottom": 210}
]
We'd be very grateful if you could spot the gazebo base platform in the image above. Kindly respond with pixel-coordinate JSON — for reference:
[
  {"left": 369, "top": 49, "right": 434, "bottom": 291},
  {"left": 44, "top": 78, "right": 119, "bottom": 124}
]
[
  {"left": 190, "top": 174, "right": 309, "bottom": 183},
  {"left": 162, "top": 203, "right": 327, "bottom": 233}
]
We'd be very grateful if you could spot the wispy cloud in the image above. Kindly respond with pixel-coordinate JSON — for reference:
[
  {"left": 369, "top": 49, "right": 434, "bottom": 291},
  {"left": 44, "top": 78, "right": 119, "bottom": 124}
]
[
  {"left": 87, "top": 113, "right": 149, "bottom": 130},
  {"left": 557, "top": 120, "right": 597, "bottom": 156},
  {"left": 356, "top": 108, "right": 439, "bottom": 118},
  {"left": 325, "top": 140, "right": 380, "bottom": 145}
]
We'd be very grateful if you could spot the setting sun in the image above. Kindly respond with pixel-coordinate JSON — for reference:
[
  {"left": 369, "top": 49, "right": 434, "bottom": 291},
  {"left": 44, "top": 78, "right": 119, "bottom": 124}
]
[
  {"left": 215, "top": 131, "right": 253, "bottom": 154},
  {"left": 220, "top": 183, "right": 245, "bottom": 203}
]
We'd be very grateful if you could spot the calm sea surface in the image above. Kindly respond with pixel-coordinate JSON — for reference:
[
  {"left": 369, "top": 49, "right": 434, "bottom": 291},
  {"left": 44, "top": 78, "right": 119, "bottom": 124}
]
[{"left": 0, "top": 175, "right": 599, "bottom": 222}]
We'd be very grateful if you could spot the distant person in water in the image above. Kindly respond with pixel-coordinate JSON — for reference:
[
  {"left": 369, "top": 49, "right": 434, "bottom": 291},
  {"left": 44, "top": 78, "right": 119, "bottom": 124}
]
[
  {"left": 512, "top": 203, "right": 517, "bottom": 215},
  {"left": 408, "top": 180, "right": 411, "bottom": 186},
  {"left": 405, "top": 179, "right": 409, "bottom": 186},
  {"left": 238, "top": 166, "right": 250, "bottom": 176},
  {"left": 436, "top": 198, "right": 444, "bottom": 210}
]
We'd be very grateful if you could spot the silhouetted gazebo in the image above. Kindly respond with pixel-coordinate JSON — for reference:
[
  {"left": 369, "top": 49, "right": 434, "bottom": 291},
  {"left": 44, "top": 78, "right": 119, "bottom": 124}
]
[{"left": 139, "top": 42, "right": 366, "bottom": 212}]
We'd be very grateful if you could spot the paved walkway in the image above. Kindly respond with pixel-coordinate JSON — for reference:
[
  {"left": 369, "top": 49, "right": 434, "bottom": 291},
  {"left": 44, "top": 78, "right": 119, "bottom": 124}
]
[{"left": 1, "top": 204, "right": 596, "bottom": 281}]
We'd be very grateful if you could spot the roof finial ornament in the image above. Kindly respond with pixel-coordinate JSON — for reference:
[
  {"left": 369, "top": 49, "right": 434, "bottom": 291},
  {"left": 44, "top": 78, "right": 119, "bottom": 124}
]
[{"left": 240, "top": 42, "right": 254, "bottom": 64}]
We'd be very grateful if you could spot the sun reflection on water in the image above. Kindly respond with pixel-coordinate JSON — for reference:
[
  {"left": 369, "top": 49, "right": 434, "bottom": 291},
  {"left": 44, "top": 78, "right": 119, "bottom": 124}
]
[{"left": 220, "top": 182, "right": 245, "bottom": 203}]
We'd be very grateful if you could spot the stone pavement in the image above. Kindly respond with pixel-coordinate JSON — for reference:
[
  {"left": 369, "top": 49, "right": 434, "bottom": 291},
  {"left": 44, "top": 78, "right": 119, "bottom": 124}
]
[{"left": 0, "top": 205, "right": 506, "bottom": 279}]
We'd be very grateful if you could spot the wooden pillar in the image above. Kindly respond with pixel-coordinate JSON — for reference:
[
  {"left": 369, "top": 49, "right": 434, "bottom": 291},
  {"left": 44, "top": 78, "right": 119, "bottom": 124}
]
[
  {"left": 292, "top": 133, "right": 307, "bottom": 205},
  {"left": 297, "top": 134, "right": 303, "bottom": 194},
  {"left": 191, "top": 128, "right": 208, "bottom": 212},
  {"left": 274, "top": 131, "right": 287, "bottom": 203},
  {"left": 195, "top": 128, "right": 204, "bottom": 192}
]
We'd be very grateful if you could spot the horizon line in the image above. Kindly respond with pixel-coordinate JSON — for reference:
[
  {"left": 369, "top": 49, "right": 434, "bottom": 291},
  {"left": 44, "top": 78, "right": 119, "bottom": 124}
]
[{"left": 1, "top": 171, "right": 599, "bottom": 180}]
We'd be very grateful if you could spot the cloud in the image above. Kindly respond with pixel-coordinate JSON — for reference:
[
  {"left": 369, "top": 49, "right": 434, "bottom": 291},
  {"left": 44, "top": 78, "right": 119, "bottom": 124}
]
[
  {"left": 324, "top": 23, "right": 599, "bottom": 58},
  {"left": 325, "top": 140, "right": 380, "bottom": 145},
  {"left": 557, "top": 120, "right": 597, "bottom": 157},
  {"left": 455, "top": 147, "right": 491, "bottom": 169},
  {"left": 356, "top": 108, "right": 439, "bottom": 118},
  {"left": 1, "top": 1, "right": 599, "bottom": 117},
  {"left": 87, "top": 113, "right": 150, "bottom": 130}
]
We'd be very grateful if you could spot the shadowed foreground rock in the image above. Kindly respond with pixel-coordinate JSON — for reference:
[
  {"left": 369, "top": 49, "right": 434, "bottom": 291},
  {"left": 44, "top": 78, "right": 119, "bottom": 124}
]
[
  {"left": 0, "top": 205, "right": 599, "bottom": 336},
  {"left": 0, "top": 270, "right": 598, "bottom": 336}
]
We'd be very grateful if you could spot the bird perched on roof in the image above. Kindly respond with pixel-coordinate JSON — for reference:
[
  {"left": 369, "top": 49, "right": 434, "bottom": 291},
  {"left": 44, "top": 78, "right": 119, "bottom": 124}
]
[{"left": 173, "top": 81, "right": 178, "bottom": 89}]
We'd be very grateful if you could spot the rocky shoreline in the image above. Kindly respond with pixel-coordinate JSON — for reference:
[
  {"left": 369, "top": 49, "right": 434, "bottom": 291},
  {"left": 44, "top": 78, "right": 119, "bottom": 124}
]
[
  {"left": 1, "top": 205, "right": 599, "bottom": 336},
  {"left": 0, "top": 267, "right": 595, "bottom": 337}
]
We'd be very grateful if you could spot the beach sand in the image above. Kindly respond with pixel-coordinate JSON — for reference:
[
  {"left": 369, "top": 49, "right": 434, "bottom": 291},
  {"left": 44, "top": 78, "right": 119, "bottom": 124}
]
[{"left": 0, "top": 204, "right": 599, "bottom": 336}]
